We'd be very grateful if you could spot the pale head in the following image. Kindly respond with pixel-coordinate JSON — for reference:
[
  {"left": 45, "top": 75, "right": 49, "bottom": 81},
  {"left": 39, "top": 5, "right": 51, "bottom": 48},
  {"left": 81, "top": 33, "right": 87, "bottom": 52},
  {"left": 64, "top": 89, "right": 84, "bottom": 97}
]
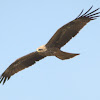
[{"left": 36, "top": 45, "right": 47, "bottom": 52}]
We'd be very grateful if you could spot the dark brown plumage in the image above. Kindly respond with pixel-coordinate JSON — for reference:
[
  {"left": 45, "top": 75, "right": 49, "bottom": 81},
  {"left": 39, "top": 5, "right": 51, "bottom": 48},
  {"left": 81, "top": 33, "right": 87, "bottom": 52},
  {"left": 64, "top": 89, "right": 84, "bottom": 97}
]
[
  {"left": 0, "top": 52, "right": 45, "bottom": 84},
  {"left": 0, "top": 6, "right": 100, "bottom": 84},
  {"left": 46, "top": 6, "right": 100, "bottom": 48}
]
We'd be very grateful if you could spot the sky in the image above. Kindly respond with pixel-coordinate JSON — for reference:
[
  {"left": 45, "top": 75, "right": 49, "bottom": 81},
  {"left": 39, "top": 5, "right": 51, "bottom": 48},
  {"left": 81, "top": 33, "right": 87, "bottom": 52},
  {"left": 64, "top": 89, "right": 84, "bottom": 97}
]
[{"left": 0, "top": 0, "right": 100, "bottom": 100}]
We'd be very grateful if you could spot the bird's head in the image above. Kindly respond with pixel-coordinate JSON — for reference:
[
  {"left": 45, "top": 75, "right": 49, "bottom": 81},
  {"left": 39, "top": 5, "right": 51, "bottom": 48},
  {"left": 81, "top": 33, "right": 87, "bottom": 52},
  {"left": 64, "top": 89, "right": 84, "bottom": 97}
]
[{"left": 36, "top": 45, "right": 47, "bottom": 52}]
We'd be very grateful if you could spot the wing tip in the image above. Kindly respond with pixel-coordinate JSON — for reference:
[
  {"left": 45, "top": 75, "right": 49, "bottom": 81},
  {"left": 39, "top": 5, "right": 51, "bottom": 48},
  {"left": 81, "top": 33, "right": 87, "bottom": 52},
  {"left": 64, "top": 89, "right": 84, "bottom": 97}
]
[
  {"left": 75, "top": 6, "right": 100, "bottom": 20},
  {"left": 0, "top": 73, "right": 10, "bottom": 85}
]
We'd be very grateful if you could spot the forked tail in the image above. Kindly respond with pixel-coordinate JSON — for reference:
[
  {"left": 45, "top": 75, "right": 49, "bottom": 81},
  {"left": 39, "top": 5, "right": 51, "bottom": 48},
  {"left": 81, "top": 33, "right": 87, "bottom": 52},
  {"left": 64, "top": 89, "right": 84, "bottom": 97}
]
[{"left": 55, "top": 50, "right": 79, "bottom": 60}]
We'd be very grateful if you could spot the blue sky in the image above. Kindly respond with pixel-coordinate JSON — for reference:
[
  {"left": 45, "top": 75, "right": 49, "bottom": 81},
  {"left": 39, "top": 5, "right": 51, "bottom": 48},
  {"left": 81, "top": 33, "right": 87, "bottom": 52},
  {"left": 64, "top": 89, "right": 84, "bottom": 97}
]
[{"left": 0, "top": 0, "right": 100, "bottom": 100}]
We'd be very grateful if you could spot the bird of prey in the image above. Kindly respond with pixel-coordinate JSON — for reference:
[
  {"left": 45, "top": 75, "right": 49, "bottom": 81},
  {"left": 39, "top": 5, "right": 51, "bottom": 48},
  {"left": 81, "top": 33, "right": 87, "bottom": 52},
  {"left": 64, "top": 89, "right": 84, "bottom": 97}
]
[{"left": 0, "top": 6, "right": 100, "bottom": 84}]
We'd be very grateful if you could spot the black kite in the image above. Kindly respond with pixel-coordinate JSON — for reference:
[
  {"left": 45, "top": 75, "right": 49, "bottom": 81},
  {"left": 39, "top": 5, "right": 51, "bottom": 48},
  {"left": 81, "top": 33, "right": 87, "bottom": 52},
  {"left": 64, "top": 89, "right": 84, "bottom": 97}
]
[{"left": 0, "top": 6, "right": 100, "bottom": 84}]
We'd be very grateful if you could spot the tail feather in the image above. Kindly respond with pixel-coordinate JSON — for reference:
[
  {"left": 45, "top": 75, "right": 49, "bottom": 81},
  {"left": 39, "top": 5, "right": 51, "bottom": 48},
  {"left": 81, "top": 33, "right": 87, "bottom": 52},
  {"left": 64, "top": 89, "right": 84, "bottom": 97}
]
[{"left": 55, "top": 50, "right": 79, "bottom": 60}]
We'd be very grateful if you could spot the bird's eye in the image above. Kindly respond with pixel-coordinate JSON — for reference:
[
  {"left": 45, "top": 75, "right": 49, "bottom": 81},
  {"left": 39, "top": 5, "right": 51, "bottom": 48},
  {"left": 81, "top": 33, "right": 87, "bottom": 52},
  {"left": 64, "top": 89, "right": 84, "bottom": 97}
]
[{"left": 38, "top": 49, "right": 43, "bottom": 51}]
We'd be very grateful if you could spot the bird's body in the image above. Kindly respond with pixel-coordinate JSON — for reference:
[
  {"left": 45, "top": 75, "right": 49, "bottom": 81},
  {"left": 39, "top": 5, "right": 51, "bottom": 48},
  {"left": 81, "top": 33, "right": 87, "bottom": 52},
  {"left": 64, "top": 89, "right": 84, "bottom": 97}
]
[
  {"left": 0, "top": 6, "right": 100, "bottom": 84},
  {"left": 37, "top": 45, "right": 79, "bottom": 59}
]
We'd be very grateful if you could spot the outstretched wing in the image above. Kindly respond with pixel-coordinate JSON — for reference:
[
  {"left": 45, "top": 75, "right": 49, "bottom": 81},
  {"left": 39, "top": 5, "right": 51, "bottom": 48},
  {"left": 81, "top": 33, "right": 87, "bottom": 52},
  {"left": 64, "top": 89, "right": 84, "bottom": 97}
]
[
  {"left": 46, "top": 6, "right": 100, "bottom": 48},
  {"left": 0, "top": 51, "right": 46, "bottom": 84}
]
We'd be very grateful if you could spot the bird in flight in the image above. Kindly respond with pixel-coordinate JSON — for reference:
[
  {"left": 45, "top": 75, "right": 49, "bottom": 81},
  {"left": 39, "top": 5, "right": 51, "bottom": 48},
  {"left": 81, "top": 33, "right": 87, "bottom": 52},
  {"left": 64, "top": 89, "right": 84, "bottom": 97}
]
[{"left": 0, "top": 6, "right": 100, "bottom": 84}]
